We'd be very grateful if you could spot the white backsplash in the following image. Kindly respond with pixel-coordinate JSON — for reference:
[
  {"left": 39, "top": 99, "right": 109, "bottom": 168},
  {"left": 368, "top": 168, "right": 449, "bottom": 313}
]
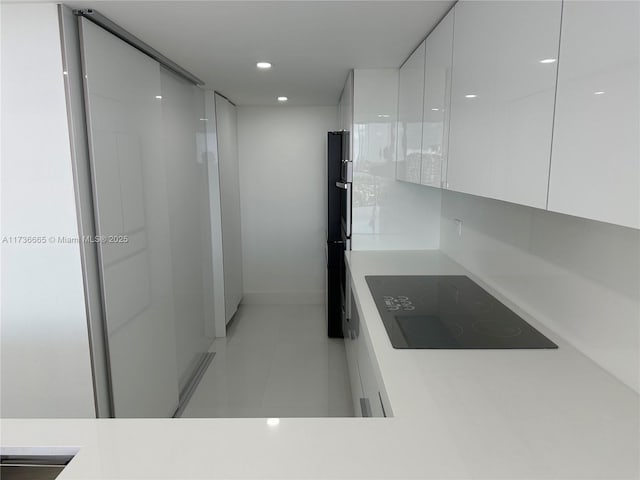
[
  {"left": 440, "top": 189, "right": 640, "bottom": 393},
  {"left": 351, "top": 69, "right": 441, "bottom": 251}
]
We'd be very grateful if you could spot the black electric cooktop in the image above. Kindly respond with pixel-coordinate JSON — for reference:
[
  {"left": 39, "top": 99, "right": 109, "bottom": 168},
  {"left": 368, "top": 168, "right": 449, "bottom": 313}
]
[{"left": 365, "top": 275, "right": 557, "bottom": 349}]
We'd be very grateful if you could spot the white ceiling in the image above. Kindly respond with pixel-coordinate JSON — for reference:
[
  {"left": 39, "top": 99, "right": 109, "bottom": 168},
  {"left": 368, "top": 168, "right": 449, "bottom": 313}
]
[{"left": 63, "top": 1, "right": 455, "bottom": 106}]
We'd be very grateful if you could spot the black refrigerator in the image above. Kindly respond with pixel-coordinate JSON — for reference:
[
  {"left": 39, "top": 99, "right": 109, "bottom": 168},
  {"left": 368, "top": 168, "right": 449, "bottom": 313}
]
[{"left": 327, "top": 131, "right": 351, "bottom": 338}]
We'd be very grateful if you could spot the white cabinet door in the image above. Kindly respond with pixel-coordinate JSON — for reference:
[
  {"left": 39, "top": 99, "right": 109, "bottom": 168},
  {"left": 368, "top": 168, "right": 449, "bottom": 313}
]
[
  {"left": 215, "top": 93, "right": 244, "bottom": 323},
  {"left": 344, "top": 285, "right": 363, "bottom": 414},
  {"left": 356, "top": 330, "right": 386, "bottom": 418},
  {"left": 421, "top": 10, "right": 454, "bottom": 188},
  {"left": 347, "top": 288, "right": 387, "bottom": 418},
  {"left": 548, "top": 1, "right": 639, "bottom": 229},
  {"left": 397, "top": 41, "right": 426, "bottom": 184},
  {"left": 447, "top": 1, "right": 562, "bottom": 209}
]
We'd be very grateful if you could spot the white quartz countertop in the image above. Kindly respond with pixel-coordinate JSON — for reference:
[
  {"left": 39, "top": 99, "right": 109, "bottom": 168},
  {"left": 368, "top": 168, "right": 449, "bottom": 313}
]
[{"left": 2, "top": 250, "right": 638, "bottom": 479}]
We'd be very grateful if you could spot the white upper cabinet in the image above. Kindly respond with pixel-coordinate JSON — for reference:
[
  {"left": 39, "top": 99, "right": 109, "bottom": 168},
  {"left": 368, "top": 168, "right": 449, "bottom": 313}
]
[
  {"left": 548, "top": 1, "right": 639, "bottom": 229},
  {"left": 421, "top": 10, "right": 454, "bottom": 188},
  {"left": 447, "top": 1, "right": 562, "bottom": 209},
  {"left": 396, "top": 41, "right": 426, "bottom": 184}
]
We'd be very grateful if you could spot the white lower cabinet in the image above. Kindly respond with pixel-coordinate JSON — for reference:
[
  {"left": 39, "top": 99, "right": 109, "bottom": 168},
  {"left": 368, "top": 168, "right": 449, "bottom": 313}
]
[
  {"left": 344, "top": 279, "right": 388, "bottom": 417},
  {"left": 343, "top": 299, "right": 363, "bottom": 413},
  {"left": 356, "top": 323, "right": 386, "bottom": 418}
]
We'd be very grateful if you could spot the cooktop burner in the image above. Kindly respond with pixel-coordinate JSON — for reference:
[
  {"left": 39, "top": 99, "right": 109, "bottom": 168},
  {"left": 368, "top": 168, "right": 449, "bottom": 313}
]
[{"left": 365, "top": 275, "right": 557, "bottom": 349}]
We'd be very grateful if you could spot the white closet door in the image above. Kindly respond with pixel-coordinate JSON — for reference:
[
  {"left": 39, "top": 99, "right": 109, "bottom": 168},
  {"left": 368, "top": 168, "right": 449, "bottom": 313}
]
[
  {"left": 215, "top": 94, "right": 243, "bottom": 323},
  {"left": 160, "top": 69, "right": 215, "bottom": 391},
  {"left": 81, "top": 19, "right": 179, "bottom": 417}
]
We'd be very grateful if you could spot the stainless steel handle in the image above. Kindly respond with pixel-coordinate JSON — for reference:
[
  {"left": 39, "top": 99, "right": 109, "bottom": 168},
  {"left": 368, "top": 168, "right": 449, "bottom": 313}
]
[
  {"left": 342, "top": 160, "right": 353, "bottom": 182},
  {"left": 360, "top": 397, "right": 371, "bottom": 417},
  {"left": 335, "top": 181, "right": 349, "bottom": 190}
]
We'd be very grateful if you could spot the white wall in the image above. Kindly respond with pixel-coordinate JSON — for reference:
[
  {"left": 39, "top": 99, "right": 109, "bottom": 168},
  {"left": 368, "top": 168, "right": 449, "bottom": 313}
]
[
  {"left": 0, "top": 3, "right": 95, "bottom": 417},
  {"left": 351, "top": 69, "right": 441, "bottom": 250},
  {"left": 237, "top": 106, "right": 337, "bottom": 304},
  {"left": 440, "top": 190, "right": 640, "bottom": 393}
]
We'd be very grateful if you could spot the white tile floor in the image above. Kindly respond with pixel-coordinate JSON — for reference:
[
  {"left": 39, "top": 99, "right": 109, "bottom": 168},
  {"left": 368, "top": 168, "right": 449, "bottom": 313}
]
[{"left": 180, "top": 304, "right": 354, "bottom": 418}]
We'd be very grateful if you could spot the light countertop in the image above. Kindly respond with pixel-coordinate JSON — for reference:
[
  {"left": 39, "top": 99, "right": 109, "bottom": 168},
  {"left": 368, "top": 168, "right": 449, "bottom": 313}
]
[{"left": 2, "top": 250, "right": 638, "bottom": 479}]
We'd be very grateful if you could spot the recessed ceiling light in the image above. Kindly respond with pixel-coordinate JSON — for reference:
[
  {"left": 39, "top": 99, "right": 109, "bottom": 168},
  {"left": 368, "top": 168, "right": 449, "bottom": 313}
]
[
  {"left": 431, "top": 108, "right": 440, "bottom": 111},
  {"left": 155, "top": 95, "right": 163, "bottom": 99},
  {"left": 267, "top": 418, "right": 280, "bottom": 427},
  {"left": 377, "top": 114, "right": 390, "bottom": 118},
  {"left": 256, "top": 62, "right": 272, "bottom": 70},
  {"left": 464, "top": 94, "right": 477, "bottom": 99},
  {"left": 277, "top": 96, "right": 288, "bottom": 102},
  {"left": 539, "top": 58, "right": 557, "bottom": 64},
  {"left": 593, "top": 91, "right": 606, "bottom": 95}
]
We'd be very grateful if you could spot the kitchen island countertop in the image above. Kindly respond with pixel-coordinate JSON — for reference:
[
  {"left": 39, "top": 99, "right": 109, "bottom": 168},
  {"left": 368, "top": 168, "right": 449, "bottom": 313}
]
[{"left": 2, "top": 250, "right": 638, "bottom": 479}]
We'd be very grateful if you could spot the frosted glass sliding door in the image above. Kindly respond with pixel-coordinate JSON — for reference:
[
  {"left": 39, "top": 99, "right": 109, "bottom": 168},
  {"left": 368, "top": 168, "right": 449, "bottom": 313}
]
[
  {"left": 80, "top": 18, "right": 215, "bottom": 417},
  {"left": 81, "top": 18, "right": 179, "bottom": 417},
  {"left": 160, "top": 69, "right": 215, "bottom": 391}
]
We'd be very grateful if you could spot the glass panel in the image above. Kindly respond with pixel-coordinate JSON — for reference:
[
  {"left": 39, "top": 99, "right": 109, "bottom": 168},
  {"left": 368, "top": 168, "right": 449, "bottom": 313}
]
[
  {"left": 159, "top": 67, "right": 215, "bottom": 391},
  {"left": 81, "top": 19, "right": 215, "bottom": 417}
]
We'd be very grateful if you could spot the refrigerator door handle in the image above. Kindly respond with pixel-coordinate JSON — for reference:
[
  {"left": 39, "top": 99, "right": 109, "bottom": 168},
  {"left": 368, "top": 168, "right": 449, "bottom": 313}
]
[
  {"left": 341, "top": 160, "right": 353, "bottom": 183},
  {"left": 335, "top": 181, "right": 350, "bottom": 190}
]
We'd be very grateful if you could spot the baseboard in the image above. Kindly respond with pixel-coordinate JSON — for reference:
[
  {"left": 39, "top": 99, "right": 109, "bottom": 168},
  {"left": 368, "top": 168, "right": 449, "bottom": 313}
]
[{"left": 241, "top": 290, "right": 325, "bottom": 305}]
